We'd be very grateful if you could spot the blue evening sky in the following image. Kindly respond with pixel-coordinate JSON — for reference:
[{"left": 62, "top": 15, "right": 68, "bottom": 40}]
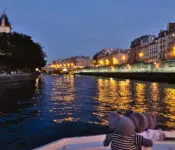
[{"left": 1, "top": 0, "right": 175, "bottom": 62}]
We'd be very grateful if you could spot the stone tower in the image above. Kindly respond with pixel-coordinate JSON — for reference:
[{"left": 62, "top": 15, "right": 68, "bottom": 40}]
[{"left": 0, "top": 10, "right": 11, "bottom": 33}]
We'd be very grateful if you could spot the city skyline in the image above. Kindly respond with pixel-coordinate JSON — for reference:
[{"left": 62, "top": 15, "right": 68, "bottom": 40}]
[{"left": 1, "top": 0, "right": 175, "bottom": 63}]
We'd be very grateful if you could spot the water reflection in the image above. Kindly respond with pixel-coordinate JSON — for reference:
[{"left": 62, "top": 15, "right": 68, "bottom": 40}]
[
  {"left": 51, "top": 75, "right": 75, "bottom": 101},
  {"left": 134, "top": 83, "right": 146, "bottom": 112},
  {"left": 118, "top": 80, "right": 131, "bottom": 111},
  {"left": 95, "top": 77, "right": 175, "bottom": 129},
  {"left": 1, "top": 75, "right": 175, "bottom": 150},
  {"left": 50, "top": 75, "right": 77, "bottom": 123},
  {"left": 150, "top": 83, "right": 159, "bottom": 112},
  {"left": 95, "top": 78, "right": 131, "bottom": 125},
  {"left": 163, "top": 88, "right": 175, "bottom": 129}
]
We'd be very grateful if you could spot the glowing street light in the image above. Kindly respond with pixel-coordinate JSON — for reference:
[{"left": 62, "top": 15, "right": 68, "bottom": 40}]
[
  {"left": 172, "top": 46, "right": 175, "bottom": 56},
  {"left": 127, "top": 64, "right": 132, "bottom": 70},
  {"left": 105, "top": 59, "right": 110, "bottom": 65},
  {"left": 154, "top": 62, "right": 160, "bottom": 69},
  {"left": 122, "top": 56, "right": 126, "bottom": 61},
  {"left": 112, "top": 57, "right": 118, "bottom": 65},
  {"left": 99, "top": 60, "right": 104, "bottom": 66},
  {"left": 63, "top": 68, "right": 67, "bottom": 72},
  {"left": 139, "top": 52, "right": 144, "bottom": 58}
]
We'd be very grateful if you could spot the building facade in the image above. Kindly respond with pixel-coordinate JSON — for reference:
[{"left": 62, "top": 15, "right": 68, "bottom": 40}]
[
  {"left": 157, "top": 30, "right": 168, "bottom": 61},
  {"left": 50, "top": 56, "right": 93, "bottom": 70},
  {"left": 148, "top": 38, "right": 159, "bottom": 62},
  {"left": 93, "top": 48, "right": 129, "bottom": 67},
  {"left": 147, "top": 23, "right": 175, "bottom": 63},
  {"left": 166, "top": 23, "right": 175, "bottom": 60},
  {"left": 129, "top": 35, "right": 155, "bottom": 64},
  {"left": 0, "top": 10, "right": 11, "bottom": 33}
]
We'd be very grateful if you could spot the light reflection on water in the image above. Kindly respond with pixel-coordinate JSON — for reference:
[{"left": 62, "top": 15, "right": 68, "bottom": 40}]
[
  {"left": 49, "top": 75, "right": 175, "bottom": 129},
  {"left": 0, "top": 75, "right": 175, "bottom": 149}
]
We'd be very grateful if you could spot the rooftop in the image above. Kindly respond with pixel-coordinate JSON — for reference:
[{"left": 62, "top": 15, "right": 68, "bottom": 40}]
[{"left": 0, "top": 10, "right": 11, "bottom": 28}]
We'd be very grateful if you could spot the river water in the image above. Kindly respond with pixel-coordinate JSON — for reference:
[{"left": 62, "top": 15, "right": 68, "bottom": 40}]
[{"left": 0, "top": 74, "right": 175, "bottom": 149}]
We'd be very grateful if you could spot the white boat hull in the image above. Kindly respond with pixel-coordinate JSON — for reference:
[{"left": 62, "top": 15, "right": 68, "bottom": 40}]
[{"left": 33, "top": 131, "right": 175, "bottom": 150}]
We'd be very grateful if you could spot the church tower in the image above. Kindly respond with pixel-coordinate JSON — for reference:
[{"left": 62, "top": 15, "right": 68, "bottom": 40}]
[{"left": 0, "top": 10, "right": 11, "bottom": 33}]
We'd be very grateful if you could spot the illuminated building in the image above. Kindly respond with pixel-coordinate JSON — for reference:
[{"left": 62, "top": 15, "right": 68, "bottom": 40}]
[
  {"left": 49, "top": 56, "right": 93, "bottom": 71},
  {"left": 93, "top": 48, "right": 129, "bottom": 67},
  {"left": 148, "top": 38, "right": 159, "bottom": 63},
  {"left": 129, "top": 35, "right": 155, "bottom": 64},
  {"left": 148, "top": 23, "right": 175, "bottom": 63}
]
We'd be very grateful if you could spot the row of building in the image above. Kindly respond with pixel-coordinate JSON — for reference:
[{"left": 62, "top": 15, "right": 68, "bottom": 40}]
[
  {"left": 129, "top": 23, "right": 175, "bottom": 64},
  {"left": 49, "top": 22, "right": 175, "bottom": 70},
  {"left": 93, "top": 48, "right": 129, "bottom": 67},
  {"left": 48, "top": 56, "right": 93, "bottom": 70},
  {"left": 93, "top": 23, "right": 175, "bottom": 67}
]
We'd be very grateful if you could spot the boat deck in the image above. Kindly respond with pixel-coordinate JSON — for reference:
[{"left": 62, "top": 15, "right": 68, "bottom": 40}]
[{"left": 33, "top": 131, "right": 175, "bottom": 150}]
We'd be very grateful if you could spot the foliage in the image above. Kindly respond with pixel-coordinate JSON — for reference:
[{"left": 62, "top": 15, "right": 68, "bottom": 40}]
[{"left": 0, "top": 32, "right": 46, "bottom": 71}]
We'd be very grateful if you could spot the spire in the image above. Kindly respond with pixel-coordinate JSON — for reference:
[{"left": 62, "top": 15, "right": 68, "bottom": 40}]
[
  {"left": 2, "top": 9, "right": 6, "bottom": 15},
  {"left": 0, "top": 9, "right": 11, "bottom": 33},
  {"left": 0, "top": 9, "right": 11, "bottom": 27}
]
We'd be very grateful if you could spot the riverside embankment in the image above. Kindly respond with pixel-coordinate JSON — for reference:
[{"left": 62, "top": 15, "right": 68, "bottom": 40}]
[
  {"left": 0, "top": 73, "right": 39, "bottom": 90},
  {"left": 78, "top": 72, "right": 175, "bottom": 83}
]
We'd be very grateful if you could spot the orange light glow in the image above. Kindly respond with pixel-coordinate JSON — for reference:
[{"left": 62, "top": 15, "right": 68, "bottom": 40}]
[
  {"left": 139, "top": 52, "right": 144, "bottom": 57},
  {"left": 122, "top": 56, "right": 126, "bottom": 60},
  {"left": 105, "top": 59, "right": 110, "bottom": 65},
  {"left": 99, "top": 60, "right": 104, "bottom": 65},
  {"left": 112, "top": 57, "right": 118, "bottom": 65},
  {"left": 172, "top": 46, "right": 175, "bottom": 56}
]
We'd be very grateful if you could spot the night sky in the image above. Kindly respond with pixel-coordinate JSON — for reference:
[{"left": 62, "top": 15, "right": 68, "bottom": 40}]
[{"left": 1, "top": 0, "right": 175, "bottom": 62}]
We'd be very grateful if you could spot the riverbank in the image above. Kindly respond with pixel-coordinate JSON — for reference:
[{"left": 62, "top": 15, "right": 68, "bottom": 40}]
[
  {"left": 0, "top": 73, "right": 39, "bottom": 91},
  {"left": 78, "top": 72, "right": 175, "bottom": 83}
]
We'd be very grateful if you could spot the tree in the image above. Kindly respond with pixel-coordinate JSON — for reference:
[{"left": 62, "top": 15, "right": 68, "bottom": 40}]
[{"left": 0, "top": 32, "right": 47, "bottom": 72}]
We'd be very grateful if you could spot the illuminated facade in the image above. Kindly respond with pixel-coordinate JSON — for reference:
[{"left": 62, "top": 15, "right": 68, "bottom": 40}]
[
  {"left": 129, "top": 23, "right": 175, "bottom": 63},
  {"left": 0, "top": 10, "right": 11, "bottom": 33},
  {"left": 93, "top": 48, "right": 129, "bottom": 67},
  {"left": 49, "top": 56, "right": 93, "bottom": 70},
  {"left": 166, "top": 23, "right": 175, "bottom": 60},
  {"left": 157, "top": 30, "right": 168, "bottom": 61},
  {"left": 129, "top": 35, "right": 155, "bottom": 64},
  {"left": 148, "top": 38, "right": 159, "bottom": 63}
]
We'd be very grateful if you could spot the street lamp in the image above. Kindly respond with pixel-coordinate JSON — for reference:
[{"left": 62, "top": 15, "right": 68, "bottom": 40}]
[
  {"left": 172, "top": 46, "right": 175, "bottom": 56},
  {"left": 154, "top": 62, "right": 160, "bottom": 69},
  {"left": 105, "top": 59, "right": 110, "bottom": 65},
  {"left": 122, "top": 56, "right": 126, "bottom": 61},
  {"left": 139, "top": 52, "right": 144, "bottom": 58},
  {"left": 112, "top": 57, "right": 118, "bottom": 65},
  {"left": 99, "top": 60, "right": 104, "bottom": 66}
]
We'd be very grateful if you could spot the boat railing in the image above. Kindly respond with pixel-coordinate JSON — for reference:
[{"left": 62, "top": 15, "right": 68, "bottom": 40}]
[{"left": 33, "top": 131, "right": 175, "bottom": 150}]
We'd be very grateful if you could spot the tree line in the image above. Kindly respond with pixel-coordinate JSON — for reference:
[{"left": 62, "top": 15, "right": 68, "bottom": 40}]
[{"left": 0, "top": 32, "right": 46, "bottom": 72}]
